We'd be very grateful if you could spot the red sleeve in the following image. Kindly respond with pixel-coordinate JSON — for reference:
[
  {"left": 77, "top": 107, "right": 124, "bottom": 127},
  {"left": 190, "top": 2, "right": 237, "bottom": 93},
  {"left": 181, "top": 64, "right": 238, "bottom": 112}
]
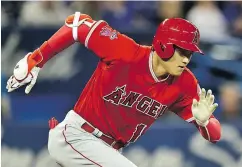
[
  {"left": 171, "top": 87, "right": 221, "bottom": 143},
  {"left": 170, "top": 70, "right": 221, "bottom": 143},
  {"left": 29, "top": 25, "right": 75, "bottom": 68},
  {"left": 29, "top": 13, "right": 140, "bottom": 69},
  {"left": 193, "top": 116, "right": 221, "bottom": 143},
  {"left": 170, "top": 94, "right": 199, "bottom": 122},
  {"left": 83, "top": 23, "right": 140, "bottom": 62},
  {"left": 170, "top": 70, "right": 200, "bottom": 122}
]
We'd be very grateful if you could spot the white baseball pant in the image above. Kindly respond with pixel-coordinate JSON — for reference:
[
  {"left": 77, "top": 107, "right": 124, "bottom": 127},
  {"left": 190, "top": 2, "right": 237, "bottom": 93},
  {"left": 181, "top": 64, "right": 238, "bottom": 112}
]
[{"left": 48, "top": 110, "right": 137, "bottom": 167}]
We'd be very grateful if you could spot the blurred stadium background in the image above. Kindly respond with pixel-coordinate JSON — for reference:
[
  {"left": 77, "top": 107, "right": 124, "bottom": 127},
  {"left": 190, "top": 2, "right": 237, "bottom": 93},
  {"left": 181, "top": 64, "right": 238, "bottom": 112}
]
[{"left": 1, "top": 1, "right": 242, "bottom": 167}]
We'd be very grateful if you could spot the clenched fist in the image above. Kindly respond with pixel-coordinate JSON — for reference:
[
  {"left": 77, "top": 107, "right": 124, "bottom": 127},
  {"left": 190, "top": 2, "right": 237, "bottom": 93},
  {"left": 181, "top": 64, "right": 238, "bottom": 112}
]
[{"left": 192, "top": 88, "right": 218, "bottom": 127}]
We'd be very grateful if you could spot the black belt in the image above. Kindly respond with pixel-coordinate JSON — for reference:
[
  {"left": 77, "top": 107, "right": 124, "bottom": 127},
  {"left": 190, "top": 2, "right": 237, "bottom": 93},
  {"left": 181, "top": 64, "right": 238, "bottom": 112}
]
[{"left": 81, "top": 122, "right": 125, "bottom": 150}]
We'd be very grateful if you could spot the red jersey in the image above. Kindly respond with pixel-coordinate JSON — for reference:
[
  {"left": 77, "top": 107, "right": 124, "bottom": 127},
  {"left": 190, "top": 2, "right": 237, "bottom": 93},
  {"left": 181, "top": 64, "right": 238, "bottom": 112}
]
[
  {"left": 26, "top": 14, "right": 220, "bottom": 144},
  {"left": 73, "top": 24, "right": 200, "bottom": 144}
]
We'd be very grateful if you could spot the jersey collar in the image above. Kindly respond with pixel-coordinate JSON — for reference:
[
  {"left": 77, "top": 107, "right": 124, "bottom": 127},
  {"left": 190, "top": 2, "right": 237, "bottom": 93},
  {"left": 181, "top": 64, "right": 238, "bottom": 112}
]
[{"left": 148, "top": 51, "right": 170, "bottom": 83}]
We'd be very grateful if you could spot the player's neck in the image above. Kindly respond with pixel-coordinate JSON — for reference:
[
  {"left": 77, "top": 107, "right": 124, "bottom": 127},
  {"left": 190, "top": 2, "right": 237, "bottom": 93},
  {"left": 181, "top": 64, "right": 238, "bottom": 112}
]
[{"left": 152, "top": 52, "right": 169, "bottom": 79}]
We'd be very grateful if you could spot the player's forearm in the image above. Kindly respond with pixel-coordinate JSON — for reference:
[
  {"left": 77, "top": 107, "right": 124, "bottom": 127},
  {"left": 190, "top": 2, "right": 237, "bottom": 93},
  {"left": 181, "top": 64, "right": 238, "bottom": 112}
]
[
  {"left": 197, "top": 117, "right": 221, "bottom": 143},
  {"left": 32, "top": 12, "right": 101, "bottom": 68},
  {"left": 31, "top": 25, "right": 75, "bottom": 68}
]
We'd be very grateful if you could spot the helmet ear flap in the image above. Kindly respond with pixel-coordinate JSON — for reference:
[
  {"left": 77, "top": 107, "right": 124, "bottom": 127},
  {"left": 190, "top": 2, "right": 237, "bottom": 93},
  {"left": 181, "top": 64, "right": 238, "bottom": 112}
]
[
  {"left": 153, "top": 40, "right": 175, "bottom": 59},
  {"left": 163, "top": 43, "right": 175, "bottom": 59}
]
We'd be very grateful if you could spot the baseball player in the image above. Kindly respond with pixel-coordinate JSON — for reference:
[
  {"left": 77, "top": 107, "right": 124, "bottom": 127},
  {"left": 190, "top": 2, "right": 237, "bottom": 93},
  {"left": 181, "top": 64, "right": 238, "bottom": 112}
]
[{"left": 7, "top": 12, "right": 221, "bottom": 167}]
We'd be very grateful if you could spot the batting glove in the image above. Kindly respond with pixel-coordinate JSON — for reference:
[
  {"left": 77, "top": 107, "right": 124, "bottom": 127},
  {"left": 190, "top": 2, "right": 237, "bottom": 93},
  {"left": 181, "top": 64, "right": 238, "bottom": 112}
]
[
  {"left": 192, "top": 88, "right": 218, "bottom": 127},
  {"left": 6, "top": 52, "right": 41, "bottom": 94}
]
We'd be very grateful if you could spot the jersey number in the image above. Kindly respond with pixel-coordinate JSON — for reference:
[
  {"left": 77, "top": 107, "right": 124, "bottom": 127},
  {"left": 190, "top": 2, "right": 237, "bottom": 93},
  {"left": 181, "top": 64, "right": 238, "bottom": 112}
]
[{"left": 128, "top": 123, "right": 147, "bottom": 143}]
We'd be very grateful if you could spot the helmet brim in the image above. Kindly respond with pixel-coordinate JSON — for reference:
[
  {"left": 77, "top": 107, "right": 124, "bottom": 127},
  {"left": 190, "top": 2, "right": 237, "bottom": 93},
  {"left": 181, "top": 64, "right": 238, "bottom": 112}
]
[{"left": 175, "top": 43, "right": 204, "bottom": 55}]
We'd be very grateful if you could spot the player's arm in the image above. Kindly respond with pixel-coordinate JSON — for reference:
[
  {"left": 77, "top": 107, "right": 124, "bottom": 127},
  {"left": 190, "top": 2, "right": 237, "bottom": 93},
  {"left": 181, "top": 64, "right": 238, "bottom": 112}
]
[
  {"left": 35, "top": 12, "right": 140, "bottom": 67},
  {"left": 6, "top": 12, "right": 139, "bottom": 94},
  {"left": 192, "top": 115, "right": 221, "bottom": 143},
  {"left": 170, "top": 86, "right": 221, "bottom": 143},
  {"left": 191, "top": 88, "right": 221, "bottom": 143}
]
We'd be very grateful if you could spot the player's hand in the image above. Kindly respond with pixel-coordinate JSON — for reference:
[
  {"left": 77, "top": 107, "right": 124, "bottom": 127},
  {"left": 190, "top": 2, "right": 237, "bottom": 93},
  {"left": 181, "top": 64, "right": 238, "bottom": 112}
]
[
  {"left": 6, "top": 52, "right": 41, "bottom": 94},
  {"left": 192, "top": 88, "right": 218, "bottom": 127}
]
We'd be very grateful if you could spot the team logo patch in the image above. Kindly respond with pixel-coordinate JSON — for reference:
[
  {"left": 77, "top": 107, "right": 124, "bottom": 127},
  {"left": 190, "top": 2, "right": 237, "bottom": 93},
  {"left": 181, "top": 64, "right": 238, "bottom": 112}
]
[
  {"left": 100, "top": 26, "right": 118, "bottom": 40},
  {"left": 192, "top": 30, "right": 199, "bottom": 44}
]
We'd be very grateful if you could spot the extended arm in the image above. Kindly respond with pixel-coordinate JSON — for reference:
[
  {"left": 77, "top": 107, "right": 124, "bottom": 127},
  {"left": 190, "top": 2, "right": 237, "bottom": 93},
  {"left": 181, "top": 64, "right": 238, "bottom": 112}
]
[
  {"left": 6, "top": 12, "right": 96, "bottom": 93},
  {"left": 6, "top": 12, "right": 139, "bottom": 93},
  {"left": 170, "top": 87, "right": 221, "bottom": 143},
  {"left": 191, "top": 88, "right": 221, "bottom": 143}
]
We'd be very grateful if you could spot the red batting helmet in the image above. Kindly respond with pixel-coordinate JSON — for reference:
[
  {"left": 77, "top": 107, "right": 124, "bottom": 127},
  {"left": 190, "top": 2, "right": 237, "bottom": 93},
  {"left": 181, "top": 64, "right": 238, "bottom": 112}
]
[{"left": 152, "top": 18, "right": 204, "bottom": 59}]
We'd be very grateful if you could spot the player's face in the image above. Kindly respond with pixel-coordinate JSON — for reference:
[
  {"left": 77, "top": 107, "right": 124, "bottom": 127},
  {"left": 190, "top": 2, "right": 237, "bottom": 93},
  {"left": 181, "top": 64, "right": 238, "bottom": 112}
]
[{"left": 161, "top": 46, "right": 193, "bottom": 76}]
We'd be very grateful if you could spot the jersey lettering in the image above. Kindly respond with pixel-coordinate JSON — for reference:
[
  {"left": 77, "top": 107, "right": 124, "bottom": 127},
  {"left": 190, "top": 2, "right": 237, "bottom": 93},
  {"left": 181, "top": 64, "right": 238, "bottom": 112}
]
[
  {"left": 120, "top": 91, "right": 141, "bottom": 107},
  {"left": 156, "top": 105, "right": 168, "bottom": 118},
  {"left": 103, "top": 85, "right": 126, "bottom": 105},
  {"left": 128, "top": 123, "right": 147, "bottom": 143},
  {"left": 103, "top": 85, "right": 168, "bottom": 119},
  {"left": 136, "top": 96, "right": 152, "bottom": 113},
  {"left": 147, "top": 100, "right": 161, "bottom": 117}
]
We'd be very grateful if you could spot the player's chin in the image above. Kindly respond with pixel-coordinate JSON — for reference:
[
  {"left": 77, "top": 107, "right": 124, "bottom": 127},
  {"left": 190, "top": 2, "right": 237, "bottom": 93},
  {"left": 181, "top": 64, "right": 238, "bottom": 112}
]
[{"left": 171, "top": 70, "right": 183, "bottom": 76}]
